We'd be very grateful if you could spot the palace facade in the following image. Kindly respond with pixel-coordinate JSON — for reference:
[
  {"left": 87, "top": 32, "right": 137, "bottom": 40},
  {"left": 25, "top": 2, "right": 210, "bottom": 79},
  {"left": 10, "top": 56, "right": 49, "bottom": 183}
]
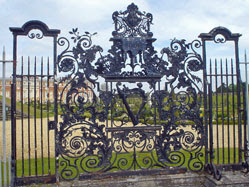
[{"left": 0, "top": 77, "right": 93, "bottom": 103}]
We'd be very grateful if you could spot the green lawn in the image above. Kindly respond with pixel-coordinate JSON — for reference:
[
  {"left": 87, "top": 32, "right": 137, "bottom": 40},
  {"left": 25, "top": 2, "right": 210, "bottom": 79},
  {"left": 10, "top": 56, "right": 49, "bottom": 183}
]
[
  {"left": 7, "top": 148, "right": 242, "bottom": 180},
  {"left": 0, "top": 95, "right": 55, "bottom": 118},
  {"left": 1, "top": 92, "right": 246, "bottom": 125}
]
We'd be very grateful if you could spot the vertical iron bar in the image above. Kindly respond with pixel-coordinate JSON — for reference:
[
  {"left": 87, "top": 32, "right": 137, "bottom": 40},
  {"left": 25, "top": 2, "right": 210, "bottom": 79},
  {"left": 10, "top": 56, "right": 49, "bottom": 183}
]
[
  {"left": 245, "top": 52, "right": 249, "bottom": 164},
  {"left": 165, "top": 83, "right": 168, "bottom": 92},
  {"left": 11, "top": 34, "right": 17, "bottom": 187},
  {"left": 0, "top": 155, "right": 1, "bottom": 187},
  {"left": 215, "top": 59, "right": 219, "bottom": 164},
  {"left": 209, "top": 59, "right": 212, "bottom": 162},
  {"left": 34, "top": 57, "right": 38, "bottom": 176},
  {"left": 28, "top": 56, "right": 31, "bottom": 176},
  {"left": 2, "top": 47, "right": 7, "bottom": 187},
  {"left": 111, "top": 82, "right": 113, "bottom": 128},
  {"left": 220, "top": 59, "right": 225, "bottom": 164},
  {"left": 21, "top": 57, "right": 24, "bottom": 176},
  {"left": 242, "top": 72, "right": 247, "bottom": 163},
  {"left": 47, "top": 57, "right": 51, "bottom": 175},
  {"left": 8, "top": 155, "right": 11, "bottom": 186},
  {"left": 235, "top": 40, "right": 242, "bottom": 163},
  {"left": 202, "top": 39, "right": 209, "bottom": 166},
  {"left": 110, "top": 81, "right": 113, "bottom": 165},
  {"left": 231, "top": 59, "right": 236, "bottom": 163},
  {"left": 106, "top": 81, "right": 108, "bottom": 130},
  {"left": 208, "top": 83, "right": 214, "bottom": 163},
  {"left": 40, "top": 57, "right": 44, "bottom": 175},
  {"left": 225, "top": 59, "right": 230, "bottom": 164},
  {"left": 153, "top": 83, "right": 156, "bottom": 126},
  {"left": 53, "top": 35, "right": 59, "bottom": 183},
  {"left": 158, "top": 81, "right": 161, "bottom": 126}
]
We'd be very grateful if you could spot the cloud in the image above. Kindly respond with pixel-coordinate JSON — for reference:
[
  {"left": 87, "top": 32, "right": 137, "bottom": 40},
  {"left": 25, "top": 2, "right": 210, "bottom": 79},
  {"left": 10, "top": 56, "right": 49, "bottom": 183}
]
[{"left": 1, "top": 0, "right": 249, "bottom": 78}]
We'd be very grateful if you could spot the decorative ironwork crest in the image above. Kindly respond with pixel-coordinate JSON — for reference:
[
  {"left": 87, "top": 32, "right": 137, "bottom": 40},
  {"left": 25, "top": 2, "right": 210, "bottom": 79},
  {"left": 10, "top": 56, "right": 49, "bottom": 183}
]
[
  {"left": 112, "top": 3, "right": 153, "bottom": 37},
  {"left": 57, "top": 3, "right": 204, "bottom": 180}
]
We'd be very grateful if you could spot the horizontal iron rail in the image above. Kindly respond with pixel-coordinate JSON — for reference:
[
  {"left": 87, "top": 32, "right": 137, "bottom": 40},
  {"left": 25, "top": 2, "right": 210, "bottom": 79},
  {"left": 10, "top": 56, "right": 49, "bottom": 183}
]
[
  {"left": 106, "top": 126, "right": 162, "bottom": 132},
  {"left": 16, "top": 74, "right": 53, "bottom": 78},
  {"left": 206, "top": 74, "right": 237, "bottom": 76}
]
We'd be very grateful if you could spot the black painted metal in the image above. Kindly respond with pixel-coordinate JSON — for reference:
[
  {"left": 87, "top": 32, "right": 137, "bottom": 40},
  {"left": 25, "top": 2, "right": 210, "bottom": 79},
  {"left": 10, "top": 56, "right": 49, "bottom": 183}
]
[
  {"left": 225, "top": 59, "right": 230, "bottom": 164},
  {"left": 47, "top": 58, "right": 51, "bottom": 175},
  {"left": 34, "top": 57, "right": 38, "bottom": 176},
  {"left": 206, "top": 83, "right": 221, "bottom": 180},
  {"left": 57, "top": 3, "right": 204, "bottom": 181},
  {"left": 10, "top": 20, "right": 60, "bottom": 186},
  {"left": 28, "top": 56, "right": 31, "bottom": 176},
  {"left": 199, "top": 26, "right": 244, "bottom": 179},
  {"left": 21, "top": 57, "right": 24, "bottom": 177},
  {"left": 9, "top": 3, "right": 249, "bottom": 185}
]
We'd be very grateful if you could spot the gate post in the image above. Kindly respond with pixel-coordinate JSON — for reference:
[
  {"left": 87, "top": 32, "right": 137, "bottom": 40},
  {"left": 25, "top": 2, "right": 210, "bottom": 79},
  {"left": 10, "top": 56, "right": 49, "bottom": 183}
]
[
  {"left": 10, "top": 32, "right": 17, "bottom": 187},
  {"left": 234, "top": 37, "right": 243, "bottom": 163},
  {"left": 200, "top": 37, "right": 209, "bottom": 167},
  {"left": 53, "top": 34, "right": 59, "bottom": 185}
]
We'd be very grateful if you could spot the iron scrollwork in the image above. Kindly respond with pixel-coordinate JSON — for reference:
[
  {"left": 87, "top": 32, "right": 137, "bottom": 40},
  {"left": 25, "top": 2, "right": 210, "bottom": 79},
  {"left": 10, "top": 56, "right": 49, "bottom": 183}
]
[
  {"left": 153, "top": 39, "right": 204, "bottom": 171},
  {"left": 57, "top": 3, "right": 204, "bottom": 180},
  {"left": 28, "top": 29, "right": 44, "bottom": 39},
  {"left": 112, "top": 3, "right": 153, "bottom": 37}
]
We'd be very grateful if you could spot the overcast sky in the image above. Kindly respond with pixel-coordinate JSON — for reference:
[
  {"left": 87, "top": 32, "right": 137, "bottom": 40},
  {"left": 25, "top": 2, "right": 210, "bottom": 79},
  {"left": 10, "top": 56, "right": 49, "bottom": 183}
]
[{"left": 0, "top": 0, "right": 249, "bottom": 77}]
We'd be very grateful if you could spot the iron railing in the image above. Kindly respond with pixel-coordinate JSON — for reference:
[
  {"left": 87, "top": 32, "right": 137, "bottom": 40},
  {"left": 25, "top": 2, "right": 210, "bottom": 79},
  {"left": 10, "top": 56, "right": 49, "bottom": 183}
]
[{"left": 5, "top": 3, "right": 249, "bottom": 186}]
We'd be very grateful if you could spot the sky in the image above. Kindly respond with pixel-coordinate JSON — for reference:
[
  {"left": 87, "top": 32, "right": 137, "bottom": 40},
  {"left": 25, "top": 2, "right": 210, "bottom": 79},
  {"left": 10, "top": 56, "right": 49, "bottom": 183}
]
[{"left": 0, "top": 0, "right": 249, "bottom": 79}]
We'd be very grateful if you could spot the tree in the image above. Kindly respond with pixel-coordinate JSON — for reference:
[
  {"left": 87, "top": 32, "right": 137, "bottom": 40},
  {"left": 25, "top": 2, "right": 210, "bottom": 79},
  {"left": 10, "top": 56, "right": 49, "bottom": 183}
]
[
  {"left": 228, "top": 82, "right": 248, "bottom": 92},
  {"left": 216, "top": 83, "right": 228, "bottom": 93}
]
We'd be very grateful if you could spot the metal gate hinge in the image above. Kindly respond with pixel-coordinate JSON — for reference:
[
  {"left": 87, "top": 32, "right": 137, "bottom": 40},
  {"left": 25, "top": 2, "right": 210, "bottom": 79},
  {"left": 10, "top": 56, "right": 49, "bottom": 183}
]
[{"left": 48, "top": 121, "right": 56, "bottom": 130}]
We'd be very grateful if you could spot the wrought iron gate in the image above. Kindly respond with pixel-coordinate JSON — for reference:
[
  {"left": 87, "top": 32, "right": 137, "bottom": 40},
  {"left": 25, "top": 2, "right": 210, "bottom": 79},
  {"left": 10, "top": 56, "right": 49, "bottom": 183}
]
[
  {"left": 200, "top": 27, "right": 247, "bottom": 179},
  {"left": 9, "top": 3, "right": 249, "bottom": 186},
  {"left": 10, "top": 21, "right": 60, "bottom": 186},
  {"left": 56, "top": 3, "right": 204, "bottom": 181}
]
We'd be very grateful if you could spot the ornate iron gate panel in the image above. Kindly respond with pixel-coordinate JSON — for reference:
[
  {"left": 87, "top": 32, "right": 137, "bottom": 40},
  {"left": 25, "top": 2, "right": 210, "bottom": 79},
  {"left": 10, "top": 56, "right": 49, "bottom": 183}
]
[
  {"left": 57, "top": 3, "right": 204, "bottom": 181},
  {"left": 10, "top": 21, "right": 60, "bottom": 186}
]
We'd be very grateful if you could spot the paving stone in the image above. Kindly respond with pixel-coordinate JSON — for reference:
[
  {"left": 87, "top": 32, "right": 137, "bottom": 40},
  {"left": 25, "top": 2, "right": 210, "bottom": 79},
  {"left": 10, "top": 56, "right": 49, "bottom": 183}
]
[{"left": 21, "top": 171, "right": 249, "bottom": 187}]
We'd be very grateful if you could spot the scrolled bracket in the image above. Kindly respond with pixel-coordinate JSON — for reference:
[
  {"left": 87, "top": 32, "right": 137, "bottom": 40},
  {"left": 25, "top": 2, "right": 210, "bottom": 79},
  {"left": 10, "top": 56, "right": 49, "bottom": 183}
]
[
  {"left": 205, "top": 163, "right": 222, "bottom": 180},
  {"left": 242, "top": 161, "right": 249, "bottom": 174}
]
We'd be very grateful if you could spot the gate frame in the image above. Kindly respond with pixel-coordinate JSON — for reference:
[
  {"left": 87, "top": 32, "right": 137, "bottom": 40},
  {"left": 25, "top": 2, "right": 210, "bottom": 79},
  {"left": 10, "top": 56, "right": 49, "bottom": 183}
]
[
  {"left": 9, "top": 20, "right": 60, "bottom": 186},
  {"left": 199, "top": 27, "right": 244, "bottom": 179},
  {"left": 7, "top": 4, "right": 249, "bottom": 186}
]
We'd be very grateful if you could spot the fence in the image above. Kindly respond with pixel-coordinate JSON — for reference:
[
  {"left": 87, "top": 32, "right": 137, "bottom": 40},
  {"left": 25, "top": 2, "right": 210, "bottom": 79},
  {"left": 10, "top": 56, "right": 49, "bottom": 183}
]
[
  {"left": 0, "top": 3, "right": 249, "bottom": 186},
  {"left": 0, "top": 48, "right": 13, "bottom": 187}
]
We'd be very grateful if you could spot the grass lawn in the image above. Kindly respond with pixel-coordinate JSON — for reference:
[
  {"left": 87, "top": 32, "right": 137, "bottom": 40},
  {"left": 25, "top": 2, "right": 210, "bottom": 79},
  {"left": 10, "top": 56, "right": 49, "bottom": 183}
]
[{"left": 0, "top": 95, "right": 54, "bottom": 118}]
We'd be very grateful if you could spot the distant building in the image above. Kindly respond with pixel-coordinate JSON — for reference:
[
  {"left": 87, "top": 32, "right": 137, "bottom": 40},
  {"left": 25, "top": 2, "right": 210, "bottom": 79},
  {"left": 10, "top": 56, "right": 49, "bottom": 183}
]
[
  {"left": 0, "top": 77, "right": 93, "bottom": 103},
  {"left": 0, "top": 78, "right": 12, "bottom": 99}
]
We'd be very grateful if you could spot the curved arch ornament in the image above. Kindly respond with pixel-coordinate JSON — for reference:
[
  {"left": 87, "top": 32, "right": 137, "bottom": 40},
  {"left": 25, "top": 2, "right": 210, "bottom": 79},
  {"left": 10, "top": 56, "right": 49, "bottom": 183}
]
[
  {"left": 199, "top": 26, "right": 241, "bottom": 43},
  {"left": 10, "top": 20, "right": 61, "bottom": 38},
  {"left": 57, "top": 3, "right": 204, "bottom": 180}
]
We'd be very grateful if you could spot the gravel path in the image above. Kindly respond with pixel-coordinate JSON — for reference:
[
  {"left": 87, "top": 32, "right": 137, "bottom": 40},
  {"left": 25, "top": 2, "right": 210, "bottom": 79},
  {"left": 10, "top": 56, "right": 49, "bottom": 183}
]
[{"left": 0, "top": 118, "right": 246, "bottom": 159}]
